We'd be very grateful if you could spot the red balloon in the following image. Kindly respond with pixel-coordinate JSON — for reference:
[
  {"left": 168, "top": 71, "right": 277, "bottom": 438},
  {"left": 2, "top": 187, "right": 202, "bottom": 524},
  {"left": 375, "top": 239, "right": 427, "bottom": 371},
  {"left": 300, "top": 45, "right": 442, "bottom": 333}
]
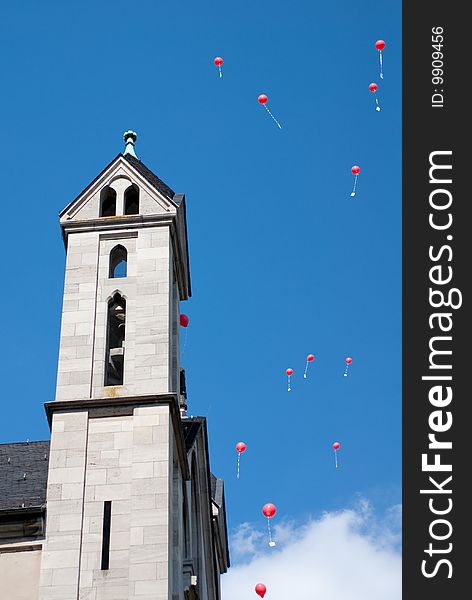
[
  {"left": 214, "top": 56, "right": 223, "bottom": 66},
  {"left": 369, "top": 82, "right": 378, "bottom": 93},
  {"left": 180, "top": 314, "right": 189, "bottom": 327},
  {"left": 375, "top": 40, "right": 386, "bottom": 51},
  {"left": 351, "top": 165, "right": 360, "bottom": 175},
  {"left": 286, "top": 368, "right": 293, "bottom": 376},
  {"left": 262, "top": 503, "right": 277, "bottom": 518},
  {"left": 236, "top": 441, "right": 247, "bottom": 454},
  {"left": 333, "top": 441, "right": 341, "bottom": 450},
  {"left": 258, "top": 94, "right": 268, "bottom": 105},
  {"left": 345, "top": 357, "right": 353, "bottom": 364},
  {"left": 255, "top": 583, "right": 267, "bottom": 598},
  {"left": 307, "top": 354, "right": 315, "bottom": 362}
]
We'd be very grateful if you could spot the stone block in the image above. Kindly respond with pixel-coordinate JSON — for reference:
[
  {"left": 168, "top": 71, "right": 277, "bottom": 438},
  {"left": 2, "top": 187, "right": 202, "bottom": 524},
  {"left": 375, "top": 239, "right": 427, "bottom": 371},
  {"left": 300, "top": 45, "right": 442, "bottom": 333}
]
[
  {"left": 131, "top": 462, "right": 154, "bottom": 479},
  {"left": 89, "top": 420, "right": 125, "bottom": 433},
  {"left": 58, "top": 513, "right": 83, "bottom": 532},
  {"left": 109, "top": 499, "right": 131, "bottom": 515},
  {"left": 76, "top": 322, "right": 95, "bottom": 336},
  {"left": 153, "top": 462, "right": 169, "bottom": 478},
  {"left": 135, "top": 344, "right": 157, "bottom": 356},
  {"left": 107, "top": 550, "right": 130, "bottom": 570},
  {"left": 66, "top": 448, "right": 87, "bottom": 468},
  {"left": 130, "top": 508, "right": 167, "bottom": 528},
  {"left": 118, "top": 449, "right": 133, "bottom": 468},
  {"left": 93, "top": 483, "right": 131, "bottom": 501},
  {"left": 132, "top": 444, "right": 167, "bottom": 463},
  {"left": 106, "top": 467, "right": 132, "bottom": 485},
  {"left": 51, "top": 567, "right": 79, "bottom": 586},
  {"left": 47, "top": 484, "right": 63, "bottom": 501},
  {"left": 110, "top": 531, "right": 130, "bottom": 550},
  {"left": 133, "top": 427, "right": 153, "bottom": 445},
  {"left": 129, "top": 543, "right": 167, "bottom": 564},
  {"left": 129, "top": 562, "right": 156, "bottom": 581},
  {"left": 39, "top": 583, "right": 78, "bottom": 600},
  {"left": 48, "top": 467, "right": 85, "bottom": 485},
  {"left": 114, "top": 431, "right": 133, "bottom": 449},
  {"left": 61, "top": 483, "right": 85, "bottom": 500},
  {"left": 130, "top": 527, "right": 144, "bottom": 546},
  {"left": 69, "top": 371, "right": 91, "bottom": 385},
  {"left": 51, "top": 430, "right": 87, "bottom": 450},
  {"left": 46, "top": 499, "right": 82, "bottom": 516},
  {"left": 55, "top": 383, "right": 90, "bottom": 400},
  {"left": 86, "top": 469, "right": 107, "bottom": 485},
  {"left": 40, "top": 549, "right": 80, "bottom": 571},
  {"left": 133, "top": 579, "right": 169, "bottom": 597},
  {"left": 143, "top": 525, "right": 168, "bottom": 545},
  {"left": 133, "top": 414, "right": 160, "bottom": 427}
]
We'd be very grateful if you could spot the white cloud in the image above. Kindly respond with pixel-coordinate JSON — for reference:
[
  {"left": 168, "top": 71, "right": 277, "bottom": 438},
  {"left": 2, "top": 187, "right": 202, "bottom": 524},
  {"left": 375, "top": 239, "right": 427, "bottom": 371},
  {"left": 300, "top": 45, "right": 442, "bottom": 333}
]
[{"left": 222, "top": 501, "right": 401, "bottom": 600}]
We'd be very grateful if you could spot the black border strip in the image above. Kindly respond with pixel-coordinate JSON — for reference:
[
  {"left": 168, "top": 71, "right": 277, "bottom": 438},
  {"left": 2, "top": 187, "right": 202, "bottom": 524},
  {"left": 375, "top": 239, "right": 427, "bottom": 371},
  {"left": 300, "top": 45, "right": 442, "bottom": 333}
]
[{"left": 403, "top": 3, "right": 468, "bottom": 597}]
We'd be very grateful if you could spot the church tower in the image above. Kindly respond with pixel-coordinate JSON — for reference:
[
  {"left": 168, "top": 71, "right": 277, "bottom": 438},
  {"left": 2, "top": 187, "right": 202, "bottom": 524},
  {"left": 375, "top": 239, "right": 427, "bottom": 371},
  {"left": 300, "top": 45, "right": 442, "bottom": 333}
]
[{"left": 30, "top": 132, "right": 229, "bottom": 600}]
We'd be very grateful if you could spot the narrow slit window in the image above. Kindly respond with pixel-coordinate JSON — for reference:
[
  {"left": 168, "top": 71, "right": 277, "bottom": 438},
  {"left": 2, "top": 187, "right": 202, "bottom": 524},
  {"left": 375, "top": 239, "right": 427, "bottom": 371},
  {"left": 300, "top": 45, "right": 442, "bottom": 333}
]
[
  {"left": 101, "top": 501, "right": 112, "bottom": 570},
  {"left": 124, "top": 184, "right": 139, "bottom": 215},
  {"left": 100, "top": 187, "right": 117, "bottom": 217},
  {"left": 105, "top": 293, "right": 126, "bottom": 386},
  {"left": 109, "top": 245, "right": 127, "bottom": 279}
]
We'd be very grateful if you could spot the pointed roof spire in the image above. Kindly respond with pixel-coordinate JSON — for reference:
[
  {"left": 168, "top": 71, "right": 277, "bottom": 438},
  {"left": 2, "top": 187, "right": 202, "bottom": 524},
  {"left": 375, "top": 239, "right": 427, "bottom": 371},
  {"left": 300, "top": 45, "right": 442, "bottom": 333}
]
[{"left": 123, "top": 130, "right": 138, "bottom": 158}]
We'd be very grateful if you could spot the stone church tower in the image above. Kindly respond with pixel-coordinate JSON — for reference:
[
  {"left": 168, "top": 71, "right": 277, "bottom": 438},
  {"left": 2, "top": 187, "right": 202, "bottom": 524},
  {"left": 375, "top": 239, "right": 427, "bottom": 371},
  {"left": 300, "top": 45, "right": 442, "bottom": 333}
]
[{"left": 0, "top": 133, "right": 229, "bottom": 600}]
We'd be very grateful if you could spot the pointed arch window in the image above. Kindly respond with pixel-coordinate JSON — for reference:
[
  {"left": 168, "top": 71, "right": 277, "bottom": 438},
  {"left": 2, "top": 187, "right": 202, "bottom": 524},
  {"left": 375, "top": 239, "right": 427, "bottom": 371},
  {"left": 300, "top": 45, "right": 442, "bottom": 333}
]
[
  {"left": 100, "top": 187, "right": 117, "bottom": 217},
  {"left": 105, "top": 293, "right": 126, "bottom": 386},
  {"left": 124, "top": 184, "right": 139, "bottom": 215},
  {"left": 109, "top": 245, "right": 127, "bottom": 279}
]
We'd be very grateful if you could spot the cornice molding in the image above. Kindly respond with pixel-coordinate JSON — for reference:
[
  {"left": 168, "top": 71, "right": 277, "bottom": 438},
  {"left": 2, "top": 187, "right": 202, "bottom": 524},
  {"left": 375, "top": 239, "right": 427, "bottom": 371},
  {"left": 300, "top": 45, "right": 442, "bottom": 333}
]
[{"left": 44, "top": 393, "right": 191, "bottom": 480}]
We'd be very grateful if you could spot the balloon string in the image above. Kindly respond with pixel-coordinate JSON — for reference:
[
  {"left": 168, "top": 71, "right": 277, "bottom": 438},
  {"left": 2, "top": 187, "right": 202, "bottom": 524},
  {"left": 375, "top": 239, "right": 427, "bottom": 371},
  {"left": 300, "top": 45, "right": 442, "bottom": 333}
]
[
  {"left": 344, "top": 364, "right": 349, "bottom": 377},
  {"left": 237, "top": 452, "right": 241, "bottom": 479},
  {"left": 351, "top": 174, "right": 358, "bottom": 197},
  {"left": 264, "top": 104, "right": 282, "bottom": 129},
  {"left": 181, "top": 327, "right": 188, "bottom": 359},
  {"left": 288, "top": 376, "right": 291, "bottom": 392},
  {"left": 304, "top": 361, "right": 308, "bottom": 379},
  {"left": 219, "top": 65, "right": 222, "bottom": 78},
  {"left": 267, "top": 518, "right": 273, "bottom": 544},
  {"left": 334, "top": 450, "right": 339, "bottom": 469},
  {"left": 379, "top": 52, "right": 384, "bottom": 79},
  {"left": 375, "top": 95, "right": 381, "bottom": 112}
]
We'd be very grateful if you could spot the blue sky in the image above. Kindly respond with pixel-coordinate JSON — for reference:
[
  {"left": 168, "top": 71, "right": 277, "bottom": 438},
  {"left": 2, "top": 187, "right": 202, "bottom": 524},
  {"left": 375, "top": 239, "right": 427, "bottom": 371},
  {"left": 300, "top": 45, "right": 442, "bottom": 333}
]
[{"left": 1, "top": 0, "right": 401, "bottom": 540}]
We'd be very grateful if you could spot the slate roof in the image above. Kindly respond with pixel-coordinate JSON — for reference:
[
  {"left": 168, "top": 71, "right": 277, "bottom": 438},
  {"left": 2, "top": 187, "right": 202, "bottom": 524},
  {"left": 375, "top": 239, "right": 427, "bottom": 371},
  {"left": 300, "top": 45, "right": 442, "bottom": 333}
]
[
  {"left": 0, "top": 441, "right": 50, "bottom": 512},
  {"left": 122, "top": 154, "right": 175, "bottom": 200}
]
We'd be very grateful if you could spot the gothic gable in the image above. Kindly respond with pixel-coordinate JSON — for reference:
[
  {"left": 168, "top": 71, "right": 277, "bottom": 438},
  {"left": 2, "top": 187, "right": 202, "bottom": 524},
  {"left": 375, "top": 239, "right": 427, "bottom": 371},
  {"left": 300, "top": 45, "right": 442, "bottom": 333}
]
[{"left": 60, "top": 154, "right": 179, "bottom": 223}]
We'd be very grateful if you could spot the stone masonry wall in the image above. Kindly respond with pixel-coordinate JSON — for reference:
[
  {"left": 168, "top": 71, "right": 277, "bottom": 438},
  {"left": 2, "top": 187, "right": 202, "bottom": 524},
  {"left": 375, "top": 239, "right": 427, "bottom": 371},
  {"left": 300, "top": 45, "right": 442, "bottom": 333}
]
[
  {"left": 39, "top": 405, "right": 174, "bottom": 600},
  {"left": 56, "top": 226, "right": 174, "bottom": 402}
]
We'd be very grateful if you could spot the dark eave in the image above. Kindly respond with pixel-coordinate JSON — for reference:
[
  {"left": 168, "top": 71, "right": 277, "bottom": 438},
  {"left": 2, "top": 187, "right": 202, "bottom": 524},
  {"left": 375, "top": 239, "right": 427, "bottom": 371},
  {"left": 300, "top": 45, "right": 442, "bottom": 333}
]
[{"left": 123, "top": 154, "right": 175, "bottom": 200}]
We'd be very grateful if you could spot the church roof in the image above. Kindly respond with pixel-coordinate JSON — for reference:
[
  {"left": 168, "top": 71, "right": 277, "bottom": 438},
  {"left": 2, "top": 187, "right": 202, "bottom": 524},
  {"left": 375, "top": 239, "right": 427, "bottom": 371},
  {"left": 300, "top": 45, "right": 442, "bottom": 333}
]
[
  {"left": 60, "top": 152, "right": 177, "bottom": 218},
  {"left": 0, "top": 441, "right": 50, "bottom": 512},
  {"left": 122, "top": 154, "right": 176, "bottom": 200}
]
